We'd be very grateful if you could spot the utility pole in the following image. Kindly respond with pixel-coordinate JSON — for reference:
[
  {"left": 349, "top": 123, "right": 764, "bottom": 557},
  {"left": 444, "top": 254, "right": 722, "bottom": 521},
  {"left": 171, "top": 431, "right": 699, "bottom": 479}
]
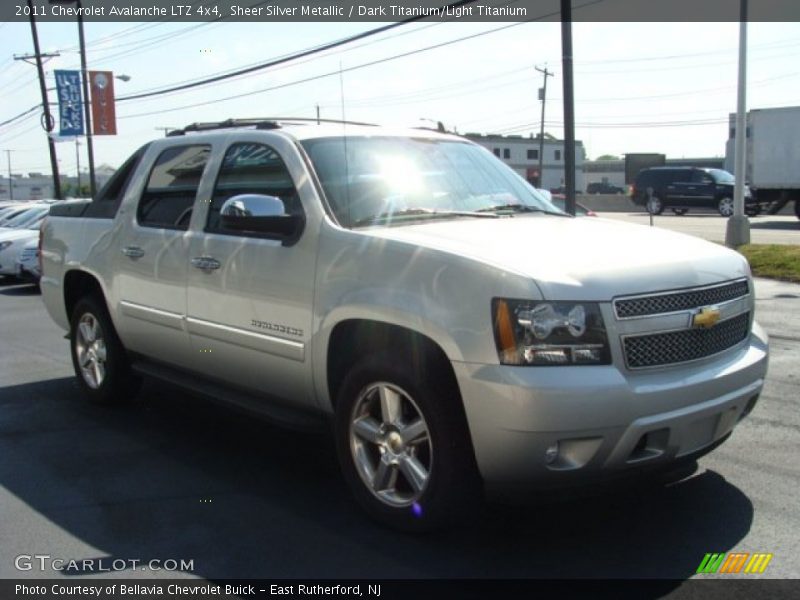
[
  {"left": 726, "top": 0, "right": 750, "bottom": 247},
  {"left": 560, "top": 0, "right": 576, "bottom": 216},
  {"left": 535, "top": 66, "right": 554, "bottom": 189},
  {"left": 316, "top": 104, "right": 320, "bottom": 125},
  {"left": 4, "top": 150, "right": 12, "bottom": 201},
  {"left": 17, "top": 0, "right": 61, "bottom": 200}
]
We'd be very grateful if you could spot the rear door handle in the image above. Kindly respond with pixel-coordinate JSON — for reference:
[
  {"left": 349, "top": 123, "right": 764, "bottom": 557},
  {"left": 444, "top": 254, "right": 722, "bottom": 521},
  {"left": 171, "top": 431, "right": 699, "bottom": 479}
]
[
  {"left": 191, "top": 256, "right": 221, "bottom": 271},
  {"left": 122, "top": 246, "right": 145, "bottom": 259}
]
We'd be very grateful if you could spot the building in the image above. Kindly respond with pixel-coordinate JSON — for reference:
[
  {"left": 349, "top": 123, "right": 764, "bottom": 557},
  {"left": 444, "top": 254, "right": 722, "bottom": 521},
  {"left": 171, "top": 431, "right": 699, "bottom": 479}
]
[
  {"left": 0, "top": 164, "right": 116, "bottom": 201},
  {"left": 463, "top": 133, "right": 586, "bottom": 192}
]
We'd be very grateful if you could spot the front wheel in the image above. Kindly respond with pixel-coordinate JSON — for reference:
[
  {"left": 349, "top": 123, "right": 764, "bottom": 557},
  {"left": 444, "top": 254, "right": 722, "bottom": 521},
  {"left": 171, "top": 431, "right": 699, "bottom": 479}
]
[
  {"left": 718, "top": 197, "right": 735, "bottom": 217},
  {"left": 70, "top": 296, "right": 140, "bottom": 404},
  {"left": 334, "top": 354, "right": 480, "bottom": 531}
]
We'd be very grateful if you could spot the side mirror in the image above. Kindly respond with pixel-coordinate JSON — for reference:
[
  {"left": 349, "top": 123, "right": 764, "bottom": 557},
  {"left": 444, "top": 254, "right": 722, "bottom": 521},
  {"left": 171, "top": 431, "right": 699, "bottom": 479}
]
[{"left": 220, "top": 194, "right": 304, "bottom": 244}]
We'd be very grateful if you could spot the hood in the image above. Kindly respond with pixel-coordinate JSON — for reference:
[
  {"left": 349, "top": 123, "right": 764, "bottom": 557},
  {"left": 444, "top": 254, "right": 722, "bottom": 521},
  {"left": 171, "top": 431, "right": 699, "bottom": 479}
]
[{"left": 364, "top": 215, "right": 749, "bottom": 301}]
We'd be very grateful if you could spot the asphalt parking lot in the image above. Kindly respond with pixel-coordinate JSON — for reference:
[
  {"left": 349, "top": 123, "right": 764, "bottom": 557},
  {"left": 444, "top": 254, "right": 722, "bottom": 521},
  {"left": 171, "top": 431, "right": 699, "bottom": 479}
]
[{"left": 0, "top": 277, "right": 798, "bottom": 587}]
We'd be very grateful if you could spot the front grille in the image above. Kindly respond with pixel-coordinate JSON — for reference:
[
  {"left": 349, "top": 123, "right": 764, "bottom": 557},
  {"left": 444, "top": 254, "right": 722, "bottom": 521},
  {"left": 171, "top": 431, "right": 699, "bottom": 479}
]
[
  {"left": 623, "top": 312, "right": 750, "bottom": 369},
  {"left": 615, "top": 279, "right": 749, "bottom": 319},
  {"left": 20, "top": 248, "right": 36, "bottom": 260}
]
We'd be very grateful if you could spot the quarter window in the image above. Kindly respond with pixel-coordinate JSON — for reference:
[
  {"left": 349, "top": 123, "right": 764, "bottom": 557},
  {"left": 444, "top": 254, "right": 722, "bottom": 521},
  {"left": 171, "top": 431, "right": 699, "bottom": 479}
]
[
  {"left": 503, "top": 148, "right": 510, "bottom": 159},
  {"left": 206, "top": 142, "right": 301, "bottom": 234},
  {"left": 137, "top": 145, "right": 210, "bottom": 230}
]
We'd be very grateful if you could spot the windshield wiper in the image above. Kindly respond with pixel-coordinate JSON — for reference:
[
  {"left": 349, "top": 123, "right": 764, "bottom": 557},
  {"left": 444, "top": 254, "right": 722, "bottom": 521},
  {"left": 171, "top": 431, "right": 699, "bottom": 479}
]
[
  {"left": 477, "top": 203, "right": 566, "bottom": 216},
  {"left": 353, "top": 207, "right": 499, "bottom": 227}
]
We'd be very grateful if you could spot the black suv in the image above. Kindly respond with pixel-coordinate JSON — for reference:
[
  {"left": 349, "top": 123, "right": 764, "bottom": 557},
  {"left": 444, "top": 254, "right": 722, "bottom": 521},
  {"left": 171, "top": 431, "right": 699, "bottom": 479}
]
[
  {"left": 632, "top": 167, "right": 760, "bottom": 216},
  {"left": 586, "top": 181, "right": 624, "bottom": 194}
]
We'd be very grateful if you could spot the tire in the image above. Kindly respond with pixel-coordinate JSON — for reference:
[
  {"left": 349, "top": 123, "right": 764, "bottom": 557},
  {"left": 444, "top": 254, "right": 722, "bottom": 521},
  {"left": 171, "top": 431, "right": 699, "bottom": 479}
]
[
  {"left": 718, "top": 197, "right": 734, "bottom": 217},
  {"left": 334, "top": 353, "right": 480, "bottom": 532},
  {"left": 671, "top": 208, "right": 688, "bottom": 216},
  {"left": 745, "top": 205, "right": 761, "bottom": 217},
  {"left": 794, "top": 200, "right": 800, "bottom": 220},
  {"left": 70, "top": 295, "right": 140, "bottom": 404},
  {"left": 646, "top": 196, "right": 664, "bottom": 215}
]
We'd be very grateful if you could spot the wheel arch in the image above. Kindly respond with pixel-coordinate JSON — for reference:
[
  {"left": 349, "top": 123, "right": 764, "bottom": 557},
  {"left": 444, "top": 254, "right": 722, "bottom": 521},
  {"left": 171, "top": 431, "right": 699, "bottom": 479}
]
[
  {"left": 63, "top": 269, "right": 108, "bottom": 322},
  {"left": 324, "top": 318, "right": 461, "bottom": 415}
]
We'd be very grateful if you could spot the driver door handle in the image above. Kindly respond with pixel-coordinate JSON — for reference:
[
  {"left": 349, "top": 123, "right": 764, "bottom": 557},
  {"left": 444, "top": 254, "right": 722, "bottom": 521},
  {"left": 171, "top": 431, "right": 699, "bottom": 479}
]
[
  {"left": 191, "top": 256, "right": 221, "bottom": 271},
  {"left": 122, "top": 245, "right": 145, "bottom": 259}
]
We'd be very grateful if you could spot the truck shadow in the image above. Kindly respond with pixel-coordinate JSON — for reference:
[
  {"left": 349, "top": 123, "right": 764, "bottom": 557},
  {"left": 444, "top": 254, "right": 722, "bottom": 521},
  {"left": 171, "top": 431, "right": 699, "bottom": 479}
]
[{"left": 0, "top": 376, "right": 753, "bottom": 586}]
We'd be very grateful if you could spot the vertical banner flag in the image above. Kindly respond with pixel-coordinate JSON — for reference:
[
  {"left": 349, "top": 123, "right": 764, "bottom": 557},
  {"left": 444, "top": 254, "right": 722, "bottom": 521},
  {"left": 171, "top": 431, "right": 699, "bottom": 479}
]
[
  {"left": 89, "top": 71, "right": 117, "bottom": 135},
  {"left": 54, "top": 70, "right": 84, "bottom": 137}
]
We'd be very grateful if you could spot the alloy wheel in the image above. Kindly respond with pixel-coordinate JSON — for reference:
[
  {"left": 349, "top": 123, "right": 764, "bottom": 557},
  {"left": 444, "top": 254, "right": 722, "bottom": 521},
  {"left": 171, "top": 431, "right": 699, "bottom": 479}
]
[
  {"left": 74, "top": 313, "right": 107, "bottom": 389},
  {"left": 349, "top": 382, "right": 433, "bottom": 507}
]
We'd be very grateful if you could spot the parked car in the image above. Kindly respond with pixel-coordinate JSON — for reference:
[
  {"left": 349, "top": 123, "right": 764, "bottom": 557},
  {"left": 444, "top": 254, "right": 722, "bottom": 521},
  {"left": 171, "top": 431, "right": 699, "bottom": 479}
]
[
  {"left": 0, "top": 204, "right": 32, "bottom": 226},
  {"left": 0, "top": 218, "right": 46, "bottom": 277},
  {"left": 631, "top": 167, "right": 762, "bottom": 217},
  {"left": 586, "top": 182, "right": 624, "bottom": 195},
  {"left": 40, "top": 120, "right": 768, "bottom": 531},
  {"left": 550, "top": 185, "right": 582, "bottom": 195},
  {"left": 14, "top": 238, "right": 40, "bottom": 283},
  {"left": 550, "top": 195, "right": 597, "bottom": 216},
  {"left": 0, "top": 204, "right": 51, "bottom": 230}
]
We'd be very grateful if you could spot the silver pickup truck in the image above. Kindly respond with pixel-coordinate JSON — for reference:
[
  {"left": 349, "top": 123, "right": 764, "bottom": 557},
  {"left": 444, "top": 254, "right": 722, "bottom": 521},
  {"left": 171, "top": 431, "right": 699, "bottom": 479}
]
[{"left": 40, "top": 120, "right": 769, "bottom": 531}]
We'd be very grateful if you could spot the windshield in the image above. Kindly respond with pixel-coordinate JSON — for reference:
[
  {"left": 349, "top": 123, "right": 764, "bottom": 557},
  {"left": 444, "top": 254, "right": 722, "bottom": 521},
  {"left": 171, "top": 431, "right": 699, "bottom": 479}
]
[
  {"left": 708, "top": 169, "right": 735, "bottom": 184},
  {"left": 2, "top": 207, "right": 48, "bottom": 228},
  {"left": 301, "top": 137, "right": 561, "bottom": 227}
]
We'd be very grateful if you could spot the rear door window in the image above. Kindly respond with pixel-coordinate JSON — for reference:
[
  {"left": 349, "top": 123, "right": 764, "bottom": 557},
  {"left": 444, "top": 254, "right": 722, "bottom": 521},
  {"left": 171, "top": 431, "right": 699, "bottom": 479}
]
[{"left": 137, "top": 145, "right": 210, "bottom": 230}]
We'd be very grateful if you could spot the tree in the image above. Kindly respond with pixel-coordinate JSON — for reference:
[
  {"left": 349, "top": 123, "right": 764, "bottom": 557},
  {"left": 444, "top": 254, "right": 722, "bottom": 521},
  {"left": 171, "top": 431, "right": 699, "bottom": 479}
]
[{"left": 595, "top": 154, "right": 620, "bottom": 161}]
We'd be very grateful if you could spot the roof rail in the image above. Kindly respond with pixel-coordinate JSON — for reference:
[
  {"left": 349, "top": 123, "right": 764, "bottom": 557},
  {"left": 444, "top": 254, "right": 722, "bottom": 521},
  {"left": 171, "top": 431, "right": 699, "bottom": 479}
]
[{"left": 166, "top": 117, "right": 378, "bottom": 136}]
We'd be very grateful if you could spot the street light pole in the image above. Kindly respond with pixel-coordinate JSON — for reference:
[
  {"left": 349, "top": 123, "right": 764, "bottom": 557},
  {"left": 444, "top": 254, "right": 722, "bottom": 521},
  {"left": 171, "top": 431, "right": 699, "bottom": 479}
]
[
  {"left": 75, "top": 0, "right": 97, "bottom": 199},
  {"left": 726, "top": 0, "right": 750, "bottom": 247}
]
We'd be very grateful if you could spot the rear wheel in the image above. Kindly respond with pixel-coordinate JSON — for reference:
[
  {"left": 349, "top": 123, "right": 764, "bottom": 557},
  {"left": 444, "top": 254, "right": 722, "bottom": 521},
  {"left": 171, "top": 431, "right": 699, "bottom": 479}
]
[
  {"left": 646, "top": 196, "right": 664, "bottom": 215},
  {"left": 70, "top": 296, "right": 140, "bottom": 404},
  {"left": 334, "top": 354, "right": 480, "bottom": 531},
  {"left": 671, "top": 208, "right": 688, "bottom": 216},
  {"left": 718, "top": 197, "right": 734, "bottom": 217},
  {"left": 794, "top": 200, "right": 800, "bottom": 220}
]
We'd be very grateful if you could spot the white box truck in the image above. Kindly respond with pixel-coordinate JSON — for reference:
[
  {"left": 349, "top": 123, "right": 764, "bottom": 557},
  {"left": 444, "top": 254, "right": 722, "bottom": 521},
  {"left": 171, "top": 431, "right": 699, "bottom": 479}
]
[{"left": 725, "top": 106, "right": 800, "bottom": 219}]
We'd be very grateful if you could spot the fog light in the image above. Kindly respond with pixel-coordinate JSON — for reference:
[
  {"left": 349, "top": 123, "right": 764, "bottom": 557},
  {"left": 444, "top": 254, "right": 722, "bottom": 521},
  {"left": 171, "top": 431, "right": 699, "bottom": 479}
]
[{"left": 545, "top": 443, "right": 559, "bottom": 464}]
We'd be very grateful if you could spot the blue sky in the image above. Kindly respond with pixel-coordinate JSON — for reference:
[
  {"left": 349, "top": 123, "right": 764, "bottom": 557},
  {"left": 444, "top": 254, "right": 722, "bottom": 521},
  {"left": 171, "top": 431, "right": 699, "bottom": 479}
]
[{"left": 1, "top": 20, "right": 799, "bottom": 174}]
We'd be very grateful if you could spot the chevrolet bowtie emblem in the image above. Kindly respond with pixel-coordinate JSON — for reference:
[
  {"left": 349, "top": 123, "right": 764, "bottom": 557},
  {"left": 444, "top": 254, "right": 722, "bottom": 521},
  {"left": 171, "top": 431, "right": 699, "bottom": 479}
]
[{"left": 693, "top": 306, "right": 721, "bottom": 329}]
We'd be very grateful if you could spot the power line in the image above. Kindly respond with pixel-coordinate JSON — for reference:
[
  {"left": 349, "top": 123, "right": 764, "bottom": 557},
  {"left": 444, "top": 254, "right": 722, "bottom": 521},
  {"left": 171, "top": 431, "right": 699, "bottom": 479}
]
[{"left": 117, "top": 0, "right": 485, "bottom": 103}]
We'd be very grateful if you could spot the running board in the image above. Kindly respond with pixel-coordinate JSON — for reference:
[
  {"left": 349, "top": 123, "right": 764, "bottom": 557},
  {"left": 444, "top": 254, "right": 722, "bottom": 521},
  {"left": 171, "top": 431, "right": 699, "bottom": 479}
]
[{"left": 131, "top": 358, "right": 328, "bottom": 433}]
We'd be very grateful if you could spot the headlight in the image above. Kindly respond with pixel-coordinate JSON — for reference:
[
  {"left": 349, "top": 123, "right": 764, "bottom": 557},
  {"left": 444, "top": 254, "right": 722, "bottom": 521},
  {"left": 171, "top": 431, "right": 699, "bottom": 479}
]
[
  {"left": 492, "top": 299, "right": 611, "bottom": 366},
  {"left": 0, "top": 241, "right": 13, "bottom": 252}
]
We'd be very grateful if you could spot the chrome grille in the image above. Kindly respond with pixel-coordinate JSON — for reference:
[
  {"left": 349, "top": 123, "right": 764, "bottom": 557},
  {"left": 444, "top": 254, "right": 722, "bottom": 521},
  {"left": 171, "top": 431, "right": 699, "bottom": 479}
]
[
  {"left": 615, "top": 279, "right": 749, "bottom": 319},
  {"left": 623, "top": 312, "right": 750, "bottom": 369}
]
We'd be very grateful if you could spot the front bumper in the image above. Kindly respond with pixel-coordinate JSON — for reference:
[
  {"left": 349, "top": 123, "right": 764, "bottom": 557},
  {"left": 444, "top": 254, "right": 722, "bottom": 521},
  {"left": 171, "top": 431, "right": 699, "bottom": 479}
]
[{"left": 454, "top": 321, "right": 768, "bottom": 489}]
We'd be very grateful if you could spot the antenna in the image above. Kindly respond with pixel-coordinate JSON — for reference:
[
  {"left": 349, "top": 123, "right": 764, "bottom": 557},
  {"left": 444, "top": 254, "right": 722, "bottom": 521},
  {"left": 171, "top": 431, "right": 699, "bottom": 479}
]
[{"left": 340, "top": 61, "right": 352, "bottom": 228}]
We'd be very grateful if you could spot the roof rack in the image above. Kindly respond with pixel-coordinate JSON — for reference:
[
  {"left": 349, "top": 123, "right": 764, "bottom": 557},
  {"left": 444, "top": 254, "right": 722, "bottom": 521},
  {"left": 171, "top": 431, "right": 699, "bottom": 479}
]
[{"left": 166, "top": 117, "right": 377, "bottom": 136}]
